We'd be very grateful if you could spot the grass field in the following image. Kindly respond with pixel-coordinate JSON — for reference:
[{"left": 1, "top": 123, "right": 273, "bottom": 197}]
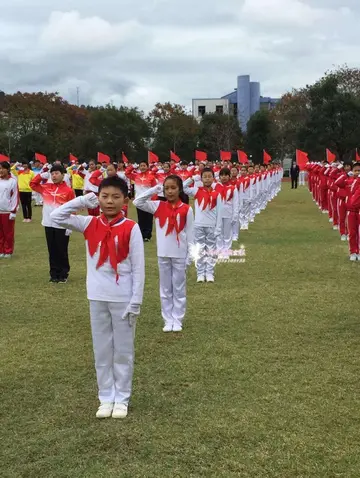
[{"left": 2, "top": 186, "right": 360, "bottom": 478}]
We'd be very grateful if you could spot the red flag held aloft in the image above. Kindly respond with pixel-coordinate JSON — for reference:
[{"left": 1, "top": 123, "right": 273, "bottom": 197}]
[
  {"left": 170, "top": 151, "right": 181, "bottom": 163},
  {"left": 220, "top": 151, "right": 232, "bottom": 162},
  {"left": 356, "top": 148, "right": 360, "bottom": 162},
  {"left": 35, "top": 153, "right": 47, "bottom": 164},
  {"left": 237, "top": 150, "right": 249, "bottom": 164},
  {"left": 195, "top": 150, "right": 207, "bottom": 162},
  {"left": 69, "top": 153, "right": 78, "bottom": 164},
  {"left": 148, "top": 151, "right": 158, "bottom": 164},
  {"left": 0, "top": 153, "right": 10, "bottom": 162},
  {"left": 326, "top": 149, "right": 336, "bottom": 163},
  {"left": 263, "top": 150, "right": 272, "bottom": 165},
  {"left": 296, "top": 149, "right": 308, "bottom": 171},
  {"left": 122, "top": 152, "right": 129, "bottom": 164},
  {"left": 98, "top": 152, "right": 110, "bottom": 164}
]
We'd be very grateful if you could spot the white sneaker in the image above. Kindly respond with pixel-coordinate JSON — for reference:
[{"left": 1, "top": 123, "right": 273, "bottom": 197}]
[
  {"left": 341, "top": 235, "right": 347, "bottom": 241},
  {"left": 329, "top": 218, "right": 333, "bottom": 223},
  {"left": 206, "top": 274, "right": 215, "bottom": 283},
  {"left": 0, "top": 254, "right": 4, "bottom": 258},
  {"left": 322, "top": 210, "right": 328, "bottom": 214},
  {"left": 162, "top": 324, "right": 173, "bottom": 332},
  {"left": 232, "top": 236, "right": 238, "bottom": 242},
  {"left": 3, "top": 254, "right": 12, "bottom": 258},
  {"left": 96, "top": 402, "right": 114, "bottom": 418},
  {"left": 172, "top": 322, "right": 183, "bottom": 333},
  {"left": 112, "top": 403, "right": 128, "bottom": 419},
  {"left": 197, "top": 275, "right": 205, "bottom": 283},
  {"left": 349, "top": 254, "right": 357, "bottom": 262},
  {"left": 333, "top": 225, "right": 338, "bottom": 231}
]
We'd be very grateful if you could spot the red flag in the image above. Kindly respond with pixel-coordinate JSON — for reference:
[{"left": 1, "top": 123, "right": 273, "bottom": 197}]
[
  {"left": 326, "top": 149, "right": 336, "bottom": 163},
  {"left": 195, "top": 150, "right": 207, "bottom": 162},
  {"left": 122, "top": 152, "right": 129, "bottom": 164},
  {"left": 296, "top": 149, "right": 308, "bottom": 171},
  {"left": 170, "top": 150, "right": 181, "bottom": 163},
  {"left": 35, "top": 153, "right": 47, "bottom": 164},
  {"left": 148, "top": 151, "right": 158, "bottom": 164},
  {"left": 0, "top": 153, "right": 10, "bottom": 162},
  {"left": 69, "top": 153, "right": 78, "bottom": 164},
  {"left": 220, "top": 151, "right": 232, "bottom": 162},
  {"left": 98, "top": 152, "right": 110, "bottom": 164},
  {"left": 237, "top": 150, "right": 249, "bottom": 164},
  {"left": 356, "top": 148, "right": 360, "bottom": 162},
  {"left": 263, "top": 150, "right": 272, "bottom": 165}
]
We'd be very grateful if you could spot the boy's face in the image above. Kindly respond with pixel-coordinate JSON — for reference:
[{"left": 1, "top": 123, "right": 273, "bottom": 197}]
[
  {"left": 163, "top": 163, "right": 170, "bottom": 173},
  {"left": 202, "top": 172, "right": 214, "bottom": 187},
  {"left": 139, "top": 162, "right": 148, "bottom": 173},
  {"left": 34, "top": 161, "right": 41, "bottom": 169},
  {"left": 353, "top": 166, "right": 360, "bottom": 177},
  {"left": 99, "top": 186, "right": 125, "bottom": 219},
  {"left": 181, "top": 164, "right": 187, "bottom": 170},
  {"left": 0, "top": 165, "right": 9, "bottom": 178},
  {"left": 89, "top": 162, "right": 96, "bottom": 171},
  {"left": 240, "top": 167, "right": 247, "bottom": 176},
  {"left": 248, "top": 166, "right": 254, "bottom": 174},
  {"left": 220, "top": 174, "right": 230, "bottom": 184},
  {"left": 345, "top": 164, "right": 352, "bottom": 173},
  {"left": 51, "top": 171, "right": 64, "bottom": 184},
  {"left": 231, "top": 168, "right": 238, "bottom": 178},
  {"left": 254, "top": 165, "right": 260, "bottom": 172}
]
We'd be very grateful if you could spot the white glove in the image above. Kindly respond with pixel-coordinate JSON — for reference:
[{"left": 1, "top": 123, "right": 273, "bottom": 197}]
[
  {"left": 325, "top": 164, "right": 330, "bottom": 168},
  {"left": 122, "top": 303, "right": 141, "bottom": 326},
  {"left": 9, "top": 213, "right": 16, "bottom": 220},
  {"left": 65, "top": 229, "right": 72, "bottom": 236},
  {"left": 81, "top": 193, "right": 99, "bottom": 209},
  {"left": 82, "top": 162, "right": 87, "bottom": 168},
  {"left": 154, "top": 184, "right": 163, "bottom": 195},
  {"left": 337, "top": 164, "right": 343, "bottom": 169}
]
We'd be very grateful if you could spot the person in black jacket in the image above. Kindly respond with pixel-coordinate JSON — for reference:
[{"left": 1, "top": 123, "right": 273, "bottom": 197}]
[{"left": 290, "top": 161, "right": 300, "bottom": 189}]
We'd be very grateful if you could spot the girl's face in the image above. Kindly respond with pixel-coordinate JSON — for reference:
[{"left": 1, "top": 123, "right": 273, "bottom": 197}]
[
  {"left": 89, "top": 162, "right": 96, "bottom": 171},
  {"left": 345, "top": 165, "right": 352, "bottom": 173},
  {"left": 107, "top": 165, "right": 117, "bottom": 177},
  {"left": 163, "top": 163, "right": 170, "bottom": 173},
  {"left": 118, "top": 162, "right": 125, "bottom": 171},
  {"left": 220, "top": 174, "right": 230, "bottom": 185},
  {"left": 164, "top": 179, "right": 180, "bottom": 203}
]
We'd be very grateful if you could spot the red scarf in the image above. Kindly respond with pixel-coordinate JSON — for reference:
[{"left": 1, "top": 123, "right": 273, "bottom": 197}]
[
  {"left": 194, "top": 187, "right": 219, "bottom": 210},
  {"left": 154, "top": 200, "right": 189, "bottom": 244},
  {"left": 84, "top": 212, "right": 133, "bottom": 282}
]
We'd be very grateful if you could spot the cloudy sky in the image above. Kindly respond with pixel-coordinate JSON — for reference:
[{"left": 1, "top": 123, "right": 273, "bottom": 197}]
[{"left": 1, "top": 0, "right": 359, "bottom": 111}]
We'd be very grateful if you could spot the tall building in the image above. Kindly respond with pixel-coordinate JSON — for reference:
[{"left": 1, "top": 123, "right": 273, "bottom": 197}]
[{"left": 192, "top": 75, "right": 280, "bottom": 132}]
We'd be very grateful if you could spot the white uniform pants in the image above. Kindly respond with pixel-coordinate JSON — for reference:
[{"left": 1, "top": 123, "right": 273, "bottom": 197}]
[
  {"left": 216, "top": 218, "right": 233, "bottom": 255},
  {"left": 299, "top": 171, "right": 306, "bottom": 186},
  {"left": 89, "top": 301, "right": 136, "bottom": 404},
  {"left": 242, "top": 199, "right": 252, "bottom": 227},
  {"left": 194, "top": 226, "right": 217, "bottom": 277},
  {"left": 158, "top": 257, "right": 187, "bottom": 327}
]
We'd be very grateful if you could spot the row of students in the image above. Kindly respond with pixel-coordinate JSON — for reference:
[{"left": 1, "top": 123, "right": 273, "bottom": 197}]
[{"left": 306, "top": 161, "right": 360, "bottom": 261}]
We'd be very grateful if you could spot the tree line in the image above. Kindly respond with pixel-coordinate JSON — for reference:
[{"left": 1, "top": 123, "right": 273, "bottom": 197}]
[{"left": 1, "top": 65, "right": 359, "bottom": 164}]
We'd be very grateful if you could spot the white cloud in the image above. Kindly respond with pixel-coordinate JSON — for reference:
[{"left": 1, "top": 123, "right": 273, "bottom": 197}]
[{"left": 39, "top": 11, "right": 143, "bottom": 54}]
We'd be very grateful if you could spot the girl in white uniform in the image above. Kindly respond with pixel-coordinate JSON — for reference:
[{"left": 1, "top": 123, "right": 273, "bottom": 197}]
[{"left": 134, "top": 175, "right": 194, "bottom": 333}]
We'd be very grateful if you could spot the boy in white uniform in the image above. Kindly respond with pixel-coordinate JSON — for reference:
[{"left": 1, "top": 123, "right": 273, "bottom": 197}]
[{"left": 51, "top": 176, "right": 145, "bottom": 419}]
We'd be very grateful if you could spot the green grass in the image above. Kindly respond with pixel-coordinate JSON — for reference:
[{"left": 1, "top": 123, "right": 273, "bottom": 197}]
[{"left": 2, "top": 186, "right": 360, "bottom": 477}]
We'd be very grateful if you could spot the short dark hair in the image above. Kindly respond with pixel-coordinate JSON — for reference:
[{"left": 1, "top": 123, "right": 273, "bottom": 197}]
[
  {"left": 180, "top": 161, "right": 188, "bottom": 166},
  {"left": 99, "top": 176, "right": 128, "bottom": 197},
  {"left": 201, "top": 167, "right": 214, "bottom": 178},
  {"left": 353, "top": 162, "right": 360, "bottom": 168},
  {"left": 51, "top": 164, "right": 65, "bottom": 174},
  {"left": 219, "top": 167, "right": 231, "bottom": 177},
  {"left": 0, "top": 161, "right": 10, "bottom": 171},
  {"left": 139, "top": 160, "right": 148, "bottom": 167}
]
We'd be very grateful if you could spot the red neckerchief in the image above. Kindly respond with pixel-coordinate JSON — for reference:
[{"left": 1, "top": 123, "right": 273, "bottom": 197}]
[
  {"left": 194, "top": 186, "right": 219, "bottom": 210},
  {"left": 154, "top": 200, "right": 189, "bottom": 245},
  {"left": 85, "top": 212, "right": 127, "bottom": 283}
]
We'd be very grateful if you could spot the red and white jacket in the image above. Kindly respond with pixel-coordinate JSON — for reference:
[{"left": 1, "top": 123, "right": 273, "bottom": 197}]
[
  {"left": 134, "top": 185, "right": 194, "bottom": 259},
  {"left": 77, "top": 168, "right": 100, "bottom": 193},
  {"left": 50, "top": 196, "right": 145, "bottom": 303},
  {"left": 30, "top": 174, "right": 75, "bottom": 228},
  {"left": 0, "top": 177, "right": 19, "bottom": 214},
  {"left": 125, "top": 166, "right": 157, "bottom": 198},
  {"left": 183, "top": 178, "right": 223, "bottom": 235}
]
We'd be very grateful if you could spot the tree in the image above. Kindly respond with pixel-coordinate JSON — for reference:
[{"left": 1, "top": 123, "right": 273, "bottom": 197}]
[
  {"left": 297, "top": 74, "right": 360, "bottom": 160},
  {"left": 198, "top": 113, "right": 243, "bottom": 160},
  {"left": 245, "top": 110, "right": 275, "bottom": 163}
]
